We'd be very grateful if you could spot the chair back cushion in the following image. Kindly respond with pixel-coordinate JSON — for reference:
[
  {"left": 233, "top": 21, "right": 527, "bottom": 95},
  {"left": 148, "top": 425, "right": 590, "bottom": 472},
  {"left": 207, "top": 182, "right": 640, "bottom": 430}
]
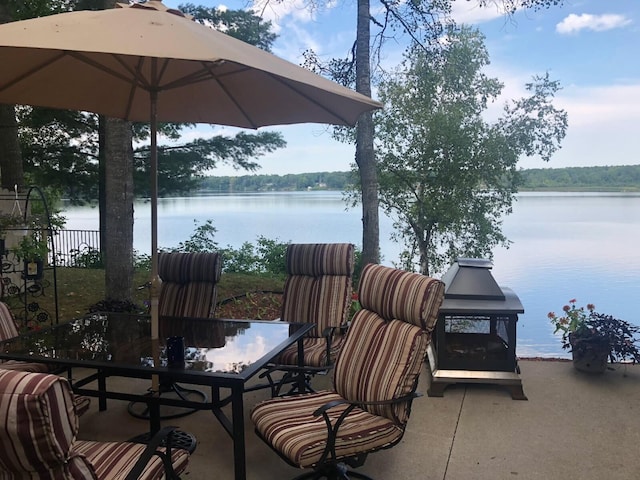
[
  {"left": 357, "top": 263, "right": 444, "bottom": 332},
  {"left": 0, "top": 370, "right": 96, "bottom": 478},
  {"left": 0, "top": 302, "right": 19, "bottom": 341},
  {"left": 281, "top": 243, "right": 354, "bottom": 336},
  {"left": 158, "top": 252, "right": 223, "bottom": 318},
  {"left": 333, "top": 264, "right": 445, "bottom": 424}
]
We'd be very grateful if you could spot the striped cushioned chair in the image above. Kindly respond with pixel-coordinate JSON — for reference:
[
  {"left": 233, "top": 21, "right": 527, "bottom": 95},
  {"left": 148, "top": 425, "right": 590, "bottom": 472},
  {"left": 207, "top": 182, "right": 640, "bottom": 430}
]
[
  {"left": 0, "top": 369, "right": 189, "bottom": 480},
  {"left": 265, "top": 243, "right": 354, "bottom": 395},
  {"left": 128, "top": 251, "right": 223, "bottom": 420},
  {"left": 0, "top": 301, "right": 91, "bottom": 417},
  {"left": 158, "top": 251, "right": 223, "bottom": 319},
  {"left": 251, "top": 264, "right": 445, "bottom": 479}
]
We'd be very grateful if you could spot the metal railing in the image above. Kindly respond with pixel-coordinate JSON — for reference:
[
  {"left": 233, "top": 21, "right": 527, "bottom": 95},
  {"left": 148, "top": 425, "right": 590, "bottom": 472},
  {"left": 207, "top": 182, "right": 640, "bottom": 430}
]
[{"left": 52, "top": 229, "right": 102, "bottom": 267}]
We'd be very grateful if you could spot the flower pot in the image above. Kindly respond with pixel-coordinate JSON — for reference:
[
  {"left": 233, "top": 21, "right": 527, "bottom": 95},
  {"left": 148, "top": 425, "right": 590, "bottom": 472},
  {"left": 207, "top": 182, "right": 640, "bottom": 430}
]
[{"left": 569, "top": 333, "right": 610, "bottom": 374}]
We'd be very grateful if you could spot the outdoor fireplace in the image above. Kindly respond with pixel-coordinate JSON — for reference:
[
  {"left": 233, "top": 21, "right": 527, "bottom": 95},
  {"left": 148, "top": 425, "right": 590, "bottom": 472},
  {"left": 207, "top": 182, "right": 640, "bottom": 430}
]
[{"left": 427, "top": 258, "right": 527, "bottom": 400}]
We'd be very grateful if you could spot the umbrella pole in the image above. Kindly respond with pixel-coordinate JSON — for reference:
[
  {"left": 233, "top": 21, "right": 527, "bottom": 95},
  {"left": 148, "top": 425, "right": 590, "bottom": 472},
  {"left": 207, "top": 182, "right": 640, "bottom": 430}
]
[{"left": 150, "top": 84, "right": 161, "bottom": 396}]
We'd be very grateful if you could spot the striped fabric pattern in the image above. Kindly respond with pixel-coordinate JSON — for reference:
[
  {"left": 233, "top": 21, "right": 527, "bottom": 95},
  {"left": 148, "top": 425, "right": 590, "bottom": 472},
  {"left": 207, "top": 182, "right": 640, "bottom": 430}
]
[
  {"left": 0, "top": 370, "right": 189, "bottom": 480},
  {"left": 251, "top": 391, "right": 403, "bottom": 468},
  {"left": 333, "top": 311, "right": 427, "bottom": 424},
  {"left": 0, "top": 302, "right": 18, "bottom": 339},
  {"left": 286, "top": 243, "right": 354, "bottom": 277},
  {"left": 277, "top": 243, "right": 354, "bottom": 367},
  {"left": 0, "top": 369, "right": 95, "bottom": 478},
  {"left": 251, "top": 264, "right": 446, "bottom": 471},
  {"left": 357, "top": 263, "right": 445, "bottom": 332},
  {"left": 75, "top": 440, "right": 189, "bottom": 480},
  {"left": 276, "top": 335, "right": 344, "bottom": 367},
  {"left": 158, "top": 252, "right": 222, "bottom": 318}
]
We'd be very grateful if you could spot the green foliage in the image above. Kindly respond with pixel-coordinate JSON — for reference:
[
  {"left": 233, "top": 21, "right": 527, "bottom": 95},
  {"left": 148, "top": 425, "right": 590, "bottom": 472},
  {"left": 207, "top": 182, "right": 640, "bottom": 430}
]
[
  {"left": 12, "top": 231, "right": 48, "bottom": 261},
  {"left": 373, "top": 26, "right": 567, "bottom": 276},
  {"left": 134, "top": 132, "right": 286, "bottom": 197},
  {"left": 521, "top": 165, "right": 640, "bottom": 192},
  {"left": 18, "top": 107, "right": 99, "bottom": 204},
  {"left": 168, "top": 219, "right": 219, "bottom": 253},
  {"left": 179, "top": 3, "right": 277, "bottom": 52},
  {"left": 159, "top": 219, "right": 289, "bottom": 276},
  {"left": 549, "top": 299, "right": 640, "bottom": 364},
  {"left": 200, "top": 171, "right": 357, "bottom": 192},
  {"left": 0, "top": 213, "right": 24, "bottom": 238},
  {"left": 68, "top": 245, "right": 104, "bottom": 269},
  {"left": 220, "top": 236, "right": 289, "bottom": 275}
]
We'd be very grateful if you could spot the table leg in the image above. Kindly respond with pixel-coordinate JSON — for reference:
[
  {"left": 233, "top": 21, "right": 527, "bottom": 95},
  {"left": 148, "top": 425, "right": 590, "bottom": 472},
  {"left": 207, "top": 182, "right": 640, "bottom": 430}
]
[
  {"left": 149, "top": 394, "right": 161, "bottom": 434},
  {"left": 98, "top": 370, "right": 106, "bottom": 411},
  {"left": 231, "top": 384, "right": 246, "bottom": 480},
  {"left": 296, "top": 336, "right": 306, "bottom": 393}
]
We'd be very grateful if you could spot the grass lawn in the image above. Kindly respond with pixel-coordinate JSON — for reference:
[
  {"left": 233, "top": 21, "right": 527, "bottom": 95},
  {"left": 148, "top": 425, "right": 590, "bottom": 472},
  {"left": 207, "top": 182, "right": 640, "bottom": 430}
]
[{"left": 6, "top": 267, "right": 286, "bottom": 325}]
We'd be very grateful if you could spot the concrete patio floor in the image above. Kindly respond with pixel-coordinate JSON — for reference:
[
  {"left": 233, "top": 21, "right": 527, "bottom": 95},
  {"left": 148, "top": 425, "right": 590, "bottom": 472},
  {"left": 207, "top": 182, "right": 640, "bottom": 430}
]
[{"left": 77, "top": 360, "right": 640, "bottom": 480}]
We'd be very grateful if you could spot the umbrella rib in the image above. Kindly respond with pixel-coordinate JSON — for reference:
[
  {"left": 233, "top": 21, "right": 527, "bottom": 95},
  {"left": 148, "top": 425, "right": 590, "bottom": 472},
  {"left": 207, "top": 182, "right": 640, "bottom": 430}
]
[
  {"left": 66, "top": 51, "right": 144, "bottom": 88},
  {"left": 266, "top": 72, "right": 353, "bottom": 126},
  {"left": 200, "top": 61, "right": 259, "bottom": 129},
  {"left": 212, "top": 62, "right": 355, "bottom": 127},
  {"left": 0, "top": 51, "right": 66, "bottom": 94}
]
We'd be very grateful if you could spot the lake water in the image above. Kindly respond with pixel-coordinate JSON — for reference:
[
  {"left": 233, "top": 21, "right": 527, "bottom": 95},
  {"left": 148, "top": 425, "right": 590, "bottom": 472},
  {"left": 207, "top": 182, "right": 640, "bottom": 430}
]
[{"left": 62, "top": 191, "right": 640, "bottom": 359}]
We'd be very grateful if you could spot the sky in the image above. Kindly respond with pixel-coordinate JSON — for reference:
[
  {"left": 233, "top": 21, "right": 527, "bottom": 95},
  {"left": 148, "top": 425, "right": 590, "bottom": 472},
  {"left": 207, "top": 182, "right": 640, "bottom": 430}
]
[{"left": 164, "top": 0, "right": 640, "bottom": 176}]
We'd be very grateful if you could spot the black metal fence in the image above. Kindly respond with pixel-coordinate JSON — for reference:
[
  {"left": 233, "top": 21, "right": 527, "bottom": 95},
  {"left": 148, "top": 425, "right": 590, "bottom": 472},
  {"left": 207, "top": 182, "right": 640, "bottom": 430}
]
[{"left": 52, "top": 229, "right": 101, "bottom": 267}]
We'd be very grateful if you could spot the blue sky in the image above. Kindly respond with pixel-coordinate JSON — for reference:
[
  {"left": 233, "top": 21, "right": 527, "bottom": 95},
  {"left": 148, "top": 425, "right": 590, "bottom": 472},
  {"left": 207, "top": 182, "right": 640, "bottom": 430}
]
[{"left": 165, "top": 0, "right": 640, "bottom": 176}]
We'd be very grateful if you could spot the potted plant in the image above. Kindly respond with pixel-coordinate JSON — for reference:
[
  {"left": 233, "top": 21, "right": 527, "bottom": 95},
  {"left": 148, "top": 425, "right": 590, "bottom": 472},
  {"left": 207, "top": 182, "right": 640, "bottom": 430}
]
[
  {"left": 548, "top": 299, "right": 640, "bottom": 373},
  {"left": 0, "top": 212, "right": 25, "bottom": 257},
  {"left": 12, "top": 231, "right": 49, "bottom": 280}
]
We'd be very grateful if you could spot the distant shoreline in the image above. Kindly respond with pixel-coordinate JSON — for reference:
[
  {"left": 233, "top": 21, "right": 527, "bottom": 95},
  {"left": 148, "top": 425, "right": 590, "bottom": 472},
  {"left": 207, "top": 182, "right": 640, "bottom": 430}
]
[{"left": 200, "top": 165, "right": 640, "bottom": 194}]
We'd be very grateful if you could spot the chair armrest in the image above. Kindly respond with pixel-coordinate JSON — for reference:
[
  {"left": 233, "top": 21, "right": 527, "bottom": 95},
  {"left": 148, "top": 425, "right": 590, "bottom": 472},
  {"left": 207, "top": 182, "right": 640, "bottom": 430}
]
[
  {"left": 313, "top": 392, "right": 421, "bottom": 417},
  {"left": 124, "top": 426, "right": 185, "bottom": 480},
  {"left": 309, "top": 392, "right": 421, "bottom": 464}
]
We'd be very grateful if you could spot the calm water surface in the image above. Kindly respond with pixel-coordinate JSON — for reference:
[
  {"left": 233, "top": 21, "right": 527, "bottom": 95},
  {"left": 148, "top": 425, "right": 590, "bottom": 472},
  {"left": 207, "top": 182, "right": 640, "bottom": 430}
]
[{"left": 62, "top": 191, "right": 640, "bottom": 359}]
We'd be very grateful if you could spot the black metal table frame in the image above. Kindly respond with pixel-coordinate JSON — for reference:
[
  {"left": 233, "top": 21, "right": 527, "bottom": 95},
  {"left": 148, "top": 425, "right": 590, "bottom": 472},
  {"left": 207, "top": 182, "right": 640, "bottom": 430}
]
[{"left": 0, "top": 318, "right": 313, "bottom": 480}]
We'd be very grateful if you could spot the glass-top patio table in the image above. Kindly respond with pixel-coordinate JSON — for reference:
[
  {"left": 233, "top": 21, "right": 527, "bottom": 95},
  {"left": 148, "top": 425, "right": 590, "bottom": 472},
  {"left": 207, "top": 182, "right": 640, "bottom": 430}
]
[{"left": 0, "top": 312, "right": 313, "bottom": 480}]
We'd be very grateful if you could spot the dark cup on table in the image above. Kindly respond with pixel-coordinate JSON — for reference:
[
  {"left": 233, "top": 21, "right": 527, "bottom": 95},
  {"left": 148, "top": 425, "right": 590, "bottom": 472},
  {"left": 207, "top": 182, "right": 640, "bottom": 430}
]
[{"left": 166, "top": 336, "right": 185, "bottom": 368}]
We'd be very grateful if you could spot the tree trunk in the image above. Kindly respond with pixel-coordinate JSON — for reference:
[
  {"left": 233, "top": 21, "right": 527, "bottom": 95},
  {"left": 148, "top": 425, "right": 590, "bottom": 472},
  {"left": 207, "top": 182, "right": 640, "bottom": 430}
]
[
  {"left": 0, "top": 105, "right": 23, "bottom": 191},
  {"left": 355, "top": 0, "right": 379, "bottom": 266},
  {"left": 103, "top": 117, "right": 134, "bottom": 301},
  {"left": 98, "top": 116, "right": 106, "bottom": 255},
  {"left": 0, "top": 3, "right": 23, "bottom": 191}
]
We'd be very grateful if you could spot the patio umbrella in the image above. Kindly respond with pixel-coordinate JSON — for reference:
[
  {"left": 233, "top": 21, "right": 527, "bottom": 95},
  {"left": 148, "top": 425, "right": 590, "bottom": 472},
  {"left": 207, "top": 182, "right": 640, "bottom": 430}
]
[{"left": 0, "top": 2, "right": 381, "bottom": 351}]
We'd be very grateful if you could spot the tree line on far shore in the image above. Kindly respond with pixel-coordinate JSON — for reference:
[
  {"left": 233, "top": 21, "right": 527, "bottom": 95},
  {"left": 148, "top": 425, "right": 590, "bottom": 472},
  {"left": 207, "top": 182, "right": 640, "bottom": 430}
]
[{"left": 200, "top": 164, "right": 640, "bottom": 193}]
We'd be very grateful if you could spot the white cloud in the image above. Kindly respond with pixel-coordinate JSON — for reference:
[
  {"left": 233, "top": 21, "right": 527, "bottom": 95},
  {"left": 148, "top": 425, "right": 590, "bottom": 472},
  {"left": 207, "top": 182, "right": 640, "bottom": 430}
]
[
  {"left": 250, "top": 0, "right": 318, "bottom": 33},
  {"left": 556, "top": 13, "right": 632, "bottom": 34},
  {"left": 477, "top": 62, "right": 640, "bottom": 170},
  {"left": 450, "top": 0, "right": 509, "bottom": 25},
  {"left": 556, "top": 83, "right": 640, "bottom": 126}
]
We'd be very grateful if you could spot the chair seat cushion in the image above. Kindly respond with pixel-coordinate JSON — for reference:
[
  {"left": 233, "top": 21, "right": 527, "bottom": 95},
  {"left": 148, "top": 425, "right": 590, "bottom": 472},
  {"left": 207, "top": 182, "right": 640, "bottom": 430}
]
[
  {"left": 251, "top": 391, "right": 403, "bottom": 468},
  {"left": 0, "top": 360, "right": 51, "bottom": 372},
  {"left": 74, "top": 440, "right": 189, "bottom": 480},
  {"left": 276, "top": 335, "right": 344, "bottom": 368}
]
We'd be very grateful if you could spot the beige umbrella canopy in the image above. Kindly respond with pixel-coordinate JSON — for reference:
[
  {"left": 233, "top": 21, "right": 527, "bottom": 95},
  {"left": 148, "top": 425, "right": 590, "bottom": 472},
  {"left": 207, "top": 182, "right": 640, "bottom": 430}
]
[
  {"left": 0, "top": 1, "right": 380, "bottom": 126},
  {"left": 0, "top": 1, "right": 381, "bottom": 345}
]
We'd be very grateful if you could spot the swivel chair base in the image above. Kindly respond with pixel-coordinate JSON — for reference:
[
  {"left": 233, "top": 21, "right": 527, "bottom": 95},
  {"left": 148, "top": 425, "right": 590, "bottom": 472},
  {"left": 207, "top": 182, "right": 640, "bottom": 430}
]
[
  {"left": 292, "top": 463, "right": 373, "bottom": 480},
  {"left": 127, "top": 380, "right": 207, "bottom": 420}
]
